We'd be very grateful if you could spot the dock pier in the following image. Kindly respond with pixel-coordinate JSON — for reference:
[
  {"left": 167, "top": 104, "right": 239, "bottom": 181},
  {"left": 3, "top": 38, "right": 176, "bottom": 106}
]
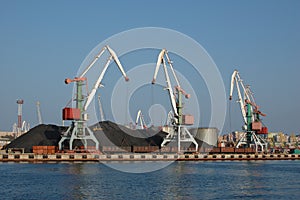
[{"left": 0, "top": 153, "right": 299, "bottom": 163}]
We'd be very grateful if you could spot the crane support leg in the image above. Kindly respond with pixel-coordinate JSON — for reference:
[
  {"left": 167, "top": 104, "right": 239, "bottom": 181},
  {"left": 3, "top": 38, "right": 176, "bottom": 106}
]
[
  {"left": 236, "top": 131, "right": 268, "bottom": 153},
  {"left": 59, "top": 122, "right": 99, "bottom": 151},
  {"left": 161, "top": 125, "right": 198, "bottom": 153}
]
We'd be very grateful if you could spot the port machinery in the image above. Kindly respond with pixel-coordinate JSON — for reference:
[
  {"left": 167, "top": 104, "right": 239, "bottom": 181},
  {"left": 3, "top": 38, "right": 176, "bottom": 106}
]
[
  {"left": 58, "top": 45, "right": 129, "bottom": 151},
  {"left": 135, "top": 110, "right": 147, "bottom": 130},
  {"left": 229, "top": 70, "right": 268, "bottom": 153},
  {"left": 36, "top": 101, "right": 43, "bottom": 125},
  {"left": 152, "top": 49, "right": 198, "bottom": 153}
]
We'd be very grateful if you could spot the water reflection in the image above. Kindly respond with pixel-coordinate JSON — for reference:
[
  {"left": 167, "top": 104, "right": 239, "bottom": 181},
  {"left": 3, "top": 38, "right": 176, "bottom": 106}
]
[{"left": 0, "top": 161, "right": 299, "bottom": 199}]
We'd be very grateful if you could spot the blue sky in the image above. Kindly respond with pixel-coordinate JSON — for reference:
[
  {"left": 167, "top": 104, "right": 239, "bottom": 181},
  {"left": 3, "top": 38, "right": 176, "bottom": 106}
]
[{"left": 0, "top": 0, "right": 299, "bottom": 134}]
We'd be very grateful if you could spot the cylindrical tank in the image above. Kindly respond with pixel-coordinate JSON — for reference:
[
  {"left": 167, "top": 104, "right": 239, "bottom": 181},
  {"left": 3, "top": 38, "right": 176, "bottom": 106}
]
[{"left": 189, "top": 127, "right": 219, "bottom": 146}]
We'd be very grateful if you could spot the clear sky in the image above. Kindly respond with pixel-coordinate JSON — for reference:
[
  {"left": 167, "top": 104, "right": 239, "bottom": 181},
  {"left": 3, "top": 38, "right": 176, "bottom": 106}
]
[{"left": 0, "top": 0, "right": 299, "bottom": 134}]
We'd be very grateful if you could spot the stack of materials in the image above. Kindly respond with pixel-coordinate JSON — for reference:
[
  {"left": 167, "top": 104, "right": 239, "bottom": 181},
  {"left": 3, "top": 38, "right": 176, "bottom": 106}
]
[
  {"left": 4, "top": 124, "right": 64, "bottom": 153},
  {"left": 93, "top": 121, "right": 165, "bottom": 147},
  {"left": 3, "top": 121, "right": 167, "bottom": 153},
  {"left": 3, "top": 121, "right": 214, "bottom": 153}
]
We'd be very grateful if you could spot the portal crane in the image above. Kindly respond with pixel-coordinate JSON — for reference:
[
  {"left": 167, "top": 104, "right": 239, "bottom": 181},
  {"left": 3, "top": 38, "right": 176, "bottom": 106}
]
[
  {"left": 36, "top": 101, "right": 43, "bottom": 124},
  {"left": 12, "top": 121, "right": 30, "bottom": 138},
  {"left": 59, "top": 45, "right": 129, "bottom": 151},
  {"left": 21, "top": 121, "right": 30, "bottom": 132},
  {"left": 152, "top": 49, "right": 198, "bottom": 152},
  {"left": 229, "top": 69, "right": 268, "bottom": 152},
  {"left": 135, "top": 110, "right": 147, "bottom": 129}
]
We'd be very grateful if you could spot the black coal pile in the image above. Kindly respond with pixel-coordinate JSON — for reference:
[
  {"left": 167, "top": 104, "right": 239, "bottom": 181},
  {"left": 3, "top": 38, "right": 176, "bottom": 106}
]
[
  {"left": 92, "top": 121, "right": 166, "bottom": 147},
  {"left": 4, "top": 124, "right": 66, "bottom": 153},
  {"left": 3, "top": 121, "right": 168, "bottom": 153}
]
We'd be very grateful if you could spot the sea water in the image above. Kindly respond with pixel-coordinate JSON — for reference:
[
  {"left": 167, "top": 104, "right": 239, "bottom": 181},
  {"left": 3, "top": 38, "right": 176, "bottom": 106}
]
[{"left": 0, "top": 160, "right": 299, "bottom": 200}]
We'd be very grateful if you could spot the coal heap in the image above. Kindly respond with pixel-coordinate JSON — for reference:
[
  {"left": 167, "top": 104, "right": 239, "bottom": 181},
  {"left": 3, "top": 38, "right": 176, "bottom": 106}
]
[
  {"left": 3, "top": 121, "right": 212, "bottom": 153},
  {"left": 4, "top": 124, "right": 66, "bottom": 153},
  {"left": 93, "top": 121, "right": 166, "bottom": 147},
  {"left": 3, "top": 121, "right": 167, "bottom": 153}
]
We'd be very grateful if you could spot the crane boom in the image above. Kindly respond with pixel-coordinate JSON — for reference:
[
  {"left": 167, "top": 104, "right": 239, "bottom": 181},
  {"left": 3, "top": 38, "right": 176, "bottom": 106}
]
[
  {"left": 233, "top": 75, "right": 247, "bottom": 124},
  {"left": 106, "top": 45, "right": 129, "bottom": 79},
  {"left": 83, "top": 56, "right": 112, "bottom": 111},
  {"left": 82, "top": 46, "right": 129, "bottom": 111},
  {"left": 152, "top": 49, "right": 188, "bottom": 117},
  {"left": 229, "top": 70, "right": 238, "bottom": 100},
  {"left": 79, "top": 47, "right": 107, "bottom": 78},
  {"left": 65, "top": 45, "right": 129, "bottom": 113},
  {"left": 162, "top": 56, "right": 178, "bottom": 116},
  {"left": 230, "top": 70, "right": 251, "bottom": 124},
  {"left": 36, "top": 101, "right": 43, "bottom": 124},
  {"left": 97, "top": 95, "right": 105, "bottom": 121}
]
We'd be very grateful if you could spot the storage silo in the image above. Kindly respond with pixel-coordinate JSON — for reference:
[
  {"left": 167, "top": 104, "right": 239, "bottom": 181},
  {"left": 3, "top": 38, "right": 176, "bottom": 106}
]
[{"left": 189, "top": 127, "right": 219, "bottom": 147}]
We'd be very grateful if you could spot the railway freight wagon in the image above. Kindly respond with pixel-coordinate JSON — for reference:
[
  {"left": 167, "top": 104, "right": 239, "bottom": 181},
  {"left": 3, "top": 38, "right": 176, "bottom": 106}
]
[
  {"left": 99, "top": 146, "right": 255, "bottom": 154},
  {"left": 30, "top": 145, "right": 257, "bottom": 154},
  {"left": 209, "top": 147, "right": 256, "bottom": 154},
  {"left": 100, "top": 145, "right": 194, "bottom": 154}
]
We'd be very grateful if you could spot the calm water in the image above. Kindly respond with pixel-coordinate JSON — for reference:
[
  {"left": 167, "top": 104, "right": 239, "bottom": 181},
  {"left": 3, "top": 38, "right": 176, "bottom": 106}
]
[{"left": 0, "top": 160, "right": 299, "bottom": 200}]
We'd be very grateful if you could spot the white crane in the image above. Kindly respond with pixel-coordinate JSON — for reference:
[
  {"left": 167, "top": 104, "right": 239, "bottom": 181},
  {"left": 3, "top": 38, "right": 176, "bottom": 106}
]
[
  {"left": 166, "top": 110, "right": 175, "bottom": 126},
  {"left": 21, "top": 121, "right": 30, "bottom": 132},
  {"left": 135, "top": 110, "right": 147, "bottom": 129},
  {"left": 59, "top": 45, "right": 129, "bottom": 151},
  {"left": 152, "top": 48, "right": 198, "bottom": 152},
  {"left": 229, "top": 69, "right": 268, "bottom": 152},
  {"left": 36, "top": 101, "right": 43, "bottom": 125},
  {"left": 97, "top": 95, "right": 105, "bottom": 122},
  {"left": 13, "top": 121, "right": 30, "bottom": 138}
]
